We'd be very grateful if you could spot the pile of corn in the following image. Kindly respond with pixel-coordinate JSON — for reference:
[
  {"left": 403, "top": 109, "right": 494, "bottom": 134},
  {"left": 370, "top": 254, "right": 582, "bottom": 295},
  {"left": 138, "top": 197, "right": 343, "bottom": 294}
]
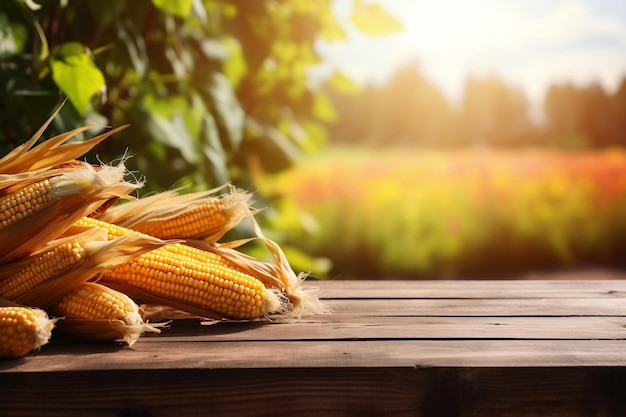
[{"left": 0, "top": 105, "right": 326, "bottom": 358}]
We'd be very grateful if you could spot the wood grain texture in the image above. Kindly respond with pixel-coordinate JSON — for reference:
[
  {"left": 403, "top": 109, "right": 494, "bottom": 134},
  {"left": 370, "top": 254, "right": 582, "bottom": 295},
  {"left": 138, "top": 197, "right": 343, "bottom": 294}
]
[
  {"left": 313, "top": 279, "right": 626, "bottom": 299},
  {"left": 1, "top": 367, "right": 625, "bottom": 417},
  {"left": 0, "top": 368, "right": 432, "bottom": 417},
  {"left": 2, "top": 279, "right": 626, "bottom": 417},
  {"left": 324, "top": 297, "right": 626, "bottom": 316},
  {"left": 5, "top": 340, "right": 626, "bottom": 371},
  {"left": 107, "top": 316, "right": 626, "bottom": 341}
]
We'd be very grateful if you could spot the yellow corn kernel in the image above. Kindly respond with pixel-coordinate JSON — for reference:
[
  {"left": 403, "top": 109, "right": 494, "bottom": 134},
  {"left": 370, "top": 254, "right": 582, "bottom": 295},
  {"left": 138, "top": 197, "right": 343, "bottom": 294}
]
[
  {"left": 76, "top": 217, "right": 285, "bottom": 319},
  {"left": 164, "top": 241, "right": 243, "bottom": 269},
  {"left": 52, "top": 282, "right": 140, "bottom": 322},
  {"left": 75, "top": 217, "right": 247, "bottom": 276},
  {"left": 76, "top": 216, "right": 240, "bottom": 267},
  {"left": 0, "top": 241, "right": 87, "bottom": 300},
  {"left": 0, "top": 178, "right": 54, "bottom": 229},
  {"left": 74, "top": 216, "right": 132, "bottom": 240},
  {"left": 0, "top": 163, "right": 143, "bottom": 265},
  {"left": 0, "top": 306, "right": 56, "bottom": 358},
  {"left": 95, "top": 187, "right": 251, "bottom": 242},
  {"left": 49, "top": 282, "right": 158, "bottom": 345},
  {"left": 142, "top": 199, "right": 227, "bottom": 240},
  {"left": 103, "top": 248, "right": 273, "bottom": 320}
]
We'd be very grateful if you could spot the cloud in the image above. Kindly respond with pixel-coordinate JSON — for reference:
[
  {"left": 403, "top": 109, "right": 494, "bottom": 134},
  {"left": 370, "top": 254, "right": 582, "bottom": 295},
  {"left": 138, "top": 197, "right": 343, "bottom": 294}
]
[
  {"left": 525, "top": 1, "right": 626, "bottom": 46},
  {"left": 313, "top": 0, "right": 626, "bottom": 114}
]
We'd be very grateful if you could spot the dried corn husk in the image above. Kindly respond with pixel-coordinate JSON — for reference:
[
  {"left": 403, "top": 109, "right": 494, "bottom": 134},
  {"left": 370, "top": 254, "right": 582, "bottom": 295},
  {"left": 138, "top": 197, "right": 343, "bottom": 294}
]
[
  {"left": 49, "top": 282, "right": 163, "bottom": 346},
  {"left": 0, "top": 101, "right": 128, "bottom": 176},
  {"left": 4, "top": 229, "right": 166, "bottom": 307},
  {"left": 0, "top": 162, "right": 143, "bottom": 263},
  {"left": 97, "top": 185, "right": 254, "bottom": 242}
]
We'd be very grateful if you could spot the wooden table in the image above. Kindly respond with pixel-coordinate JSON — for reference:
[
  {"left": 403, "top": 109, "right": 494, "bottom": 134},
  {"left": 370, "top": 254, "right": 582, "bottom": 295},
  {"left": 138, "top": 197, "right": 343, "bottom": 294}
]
[{"left": 2, "top": 279, "right": 626, "bottom": 416}]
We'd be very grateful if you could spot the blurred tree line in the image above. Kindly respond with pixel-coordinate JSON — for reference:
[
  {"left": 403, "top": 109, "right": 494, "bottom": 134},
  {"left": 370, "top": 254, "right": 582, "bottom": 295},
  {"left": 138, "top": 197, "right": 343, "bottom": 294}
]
[{"left": 327, "top": 60, "right": 626, "bottom": 149}]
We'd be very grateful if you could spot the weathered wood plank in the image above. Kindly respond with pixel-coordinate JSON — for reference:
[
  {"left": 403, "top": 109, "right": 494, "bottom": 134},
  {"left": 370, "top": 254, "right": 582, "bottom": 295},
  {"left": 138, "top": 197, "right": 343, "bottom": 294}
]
[
  {"left": 4, "top": 340, "right": 626, "bottom": 372},
  {"left": 312, "top": 279, "right": 626, "bottom": 299},
  {"left": 3, "top": 279, "right": 626, "bottom": 417},
  {"left": 120, "top": 316, "right": 626, "bottom": 341},
  {"left": 1, "top": 367, "right": 625, "bottom": 417},
  {"left": 0, "top": 368, "right": 431, "bottom": 417},
  {"left": 323, "top": 297, "right": 626, "bottom": 316}
]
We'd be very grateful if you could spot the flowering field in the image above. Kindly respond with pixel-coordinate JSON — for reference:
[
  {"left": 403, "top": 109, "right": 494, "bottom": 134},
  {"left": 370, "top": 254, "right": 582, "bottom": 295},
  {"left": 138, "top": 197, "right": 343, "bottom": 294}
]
[{"left": 258, "top": 147, "right": 626, "bottom": 279}]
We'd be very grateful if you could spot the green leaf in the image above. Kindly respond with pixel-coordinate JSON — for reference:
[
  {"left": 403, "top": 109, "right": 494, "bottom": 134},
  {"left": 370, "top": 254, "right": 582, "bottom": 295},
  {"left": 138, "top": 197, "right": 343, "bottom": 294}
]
[
  {"left": 151, "top": 0, "right": 192, "bottom": 18},
  {"left": 329, "top": 71, "right": 361, "bottom": 94},
  {"left": 300, "top": 120, "right": 329, "bottom": 154},
  {"left": 0, "top": 16, "right": 27, "bottom": 55},
  {"left": 207, "top": 72, "right": 244, "bottom": 150},
  {"left": 243, "top": 120, "right": 301, "bottom": 173},
  {"left": 50, "top": 42, "right": 105, "bottom": 116},
  {"left": 150, "top": 113, "right": 198, "bottom": 164},
  {"left": 140, "top": 94, "right": 198, "bottom": 164},
  {"left": 221, "top": 37, "right": 248, "bottom": 89},
  {"left": 116, "top": 19, "right": 148, "bottom": 77},
  {"left": 312, "top": 92, "right": 338, "bottom": 123},
  {"left": 201, "top": 113, "right": 230, "bottom": 185},
  {"left": 351, "top": 1, "right": 403, "bottom": 35}
]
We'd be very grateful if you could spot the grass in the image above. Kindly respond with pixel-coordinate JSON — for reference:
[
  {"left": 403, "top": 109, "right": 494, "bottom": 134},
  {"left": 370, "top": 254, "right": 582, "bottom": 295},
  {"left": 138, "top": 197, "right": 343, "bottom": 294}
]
[{"left": 257, "top": 146, "right": 626, "bottom": 279}]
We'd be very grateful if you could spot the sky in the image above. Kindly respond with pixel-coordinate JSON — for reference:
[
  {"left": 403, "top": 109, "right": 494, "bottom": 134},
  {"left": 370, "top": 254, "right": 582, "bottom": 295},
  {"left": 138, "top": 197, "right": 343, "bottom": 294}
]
[{"left": 312, "top": 0, "right": 626, "bottom": 119}]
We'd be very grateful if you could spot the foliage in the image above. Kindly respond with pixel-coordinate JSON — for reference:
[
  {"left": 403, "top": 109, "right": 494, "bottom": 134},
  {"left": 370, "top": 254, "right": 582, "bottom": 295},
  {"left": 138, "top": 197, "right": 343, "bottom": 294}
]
[
  {"left": 259, "top": 147, "right": 626, "bottom": 279},
  {"left": 0, "top": 0, "right": 402, "bottom": 276},
  {"left": 0, "top": 0, "right": 401, "bottom": 194}
]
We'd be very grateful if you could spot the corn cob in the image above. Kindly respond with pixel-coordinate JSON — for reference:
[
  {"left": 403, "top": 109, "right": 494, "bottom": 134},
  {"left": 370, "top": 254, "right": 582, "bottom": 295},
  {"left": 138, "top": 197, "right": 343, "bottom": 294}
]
[
  {"left": 0, "top": 162, "right": 143, "bottom": 264},
  {"left": 141, "top": 198, "right": 231, "bottom": 240},
  {"left": 105, "top": 249, "right": 273, "bottom": 320},
  {"left": 97, "top": 187, "right": 252, "bottom": 242},
  {"left": 73, "top": 217, "right": 284, "bottom": 320},
  {"left": 76, "top": 216, "right": 252, "bottom": 277},
  {"left": 0, "top": 162, "right": 85, "bottom": 196},
  {"left": 75, "top": 216, "right": 328, "bottom": 319},
  {"left": 186, "top": 238, "right": 328, "bottom": 319},
  {"left": 49, "top": 282, "right": 159, "bottom": 346},
  {"left": 0, "top": 176, "right": 68, "bottom": 231},
  {"left": 0, "top": 306, "right": 56, "bottom": 358},
  {"left": 0, "top": 228, "right": 166, "bottom": 308},
  {"left": 169, "top": 209, "right": 330, "bottom": 319},
  {"left": 75, "top": 217, "right": 279, "bottom": 286},
  {"left": 0, "top": 239, "right": 87, "bottom": 300},
  {"left": 225, "top": 211, "right": 330, "bottom": 319}
]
